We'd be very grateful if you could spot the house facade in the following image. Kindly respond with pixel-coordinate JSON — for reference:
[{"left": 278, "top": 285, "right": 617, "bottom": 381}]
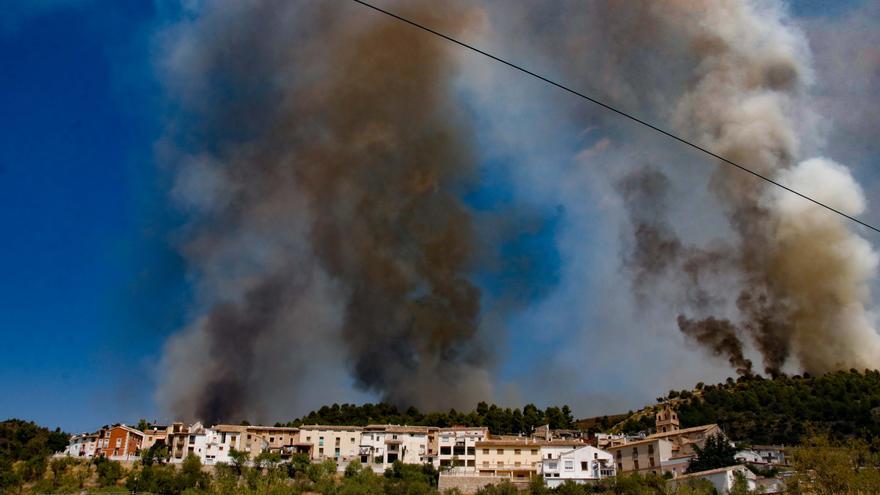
[
  {"left": 435, "top": 427, "right": 488, "bottom": 470},
  {"left": 605, "top": 437, "right": 673, "bottom": 476},
  {"left": 63, "top": 434, "right": 97, "bottom": 458},
  {"left": 671, "top": 465, "right": 757, "bottom": 494},
  {"left": 359, "top": 425, "right": 434, "bottom": 471},
  {"left": 298, "top": 425, "right": 361, "bottom": 462},
  {"left": 106, "top": 425, "right": 144, "bottom": 460},
  {"left": 540, "top": 445, "right": 615, "bottom": 488}
]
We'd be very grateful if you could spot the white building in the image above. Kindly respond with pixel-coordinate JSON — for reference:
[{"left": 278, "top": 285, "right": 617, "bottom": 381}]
[
  {"left": 734, "top": 449, "right": 763, "bottom": 464},
  {"left": 435, "top": 427, "right": 488, "bottom": 470},
  {"left": 62, "top": 434, "right": 97, "bottom": 458},
  {"left": 202, "top": 426, "right": 247, "bottom": 465},
  {"left": 541, "top": 445, "right": 615, "bottom": 488},
  {"left": 752, "top": 445, "right": 786, "bottom": 465},
  {"left": 359, "top": 425, "right": 434, "bottom": 472},
  {"left": 671, "top": 465, "right": 757, "bottom": 494}
]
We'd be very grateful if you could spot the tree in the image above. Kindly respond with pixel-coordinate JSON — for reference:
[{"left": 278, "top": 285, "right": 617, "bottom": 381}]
[
  {"left": 229, "top": 447, "right": 250, "bottom": 476},
  {"left": 94, "top": 457, "right": 124, "bottom": 486},
  {"left": 687, "top": 433, "right": 738, "bottom": 473},
  {"left": 180, "top": 453, "right": 209, "bottom": 491}
]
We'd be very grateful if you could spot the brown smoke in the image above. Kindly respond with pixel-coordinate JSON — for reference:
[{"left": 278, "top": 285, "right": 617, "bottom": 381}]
[
  {"left": 156, "top": 1, "right": 489, "bottom": 423},
  {"left": 677, "top": 315, "right": 753, "bottom": 375},
  {"left": 607, "top": 2, "right": 880, "bottom": 376}
]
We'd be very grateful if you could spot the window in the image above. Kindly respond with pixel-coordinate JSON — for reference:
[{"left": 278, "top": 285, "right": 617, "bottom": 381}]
[
  {"left": 319, "top": 448, "right": 324, "bottom": 454},
  {"left": 483, "top": 449, "right": 490, "bottom": 454},
  {"left": 634, "top": 460, "right": 640, "bottom": 470},
  {"left": 483, "top": 461, "right": 489, "bottom": 467},
  {"left": 649, "top": 457, "right": 655, "bottom": 467},
  {"left": 515, "top": 461, "right": 521, "bottom": 467},
  {"left": 467, "top": 447, "right": 475, "bottom": 455},
  {"left": 632, "top": 447, "right": 638, "bottom": 457},
  {"left": 497, "top": 462, "right": 503, "bottom": 467},
  {"left": 531, "top": 449, "right": 538, "bottom": 455},
  {"left": 514, "top": 449, "right": 521, "bottom": 455},
  {"left": 564, "top": 460, "right": 573, "bottom": 471},
  {"left": 618, "top": 463, "right": 623, "bottom": 471},
  {"left": 351, "top": 438, "right": 356, "bottom": 443},
  {"left": 116, "top": 438, "right": 122, "bottom": 448},
  {"left": 594, "top": 453, "right": 598, "bottom": 459},
  {"left": 497, "top": 449, "right": 503, "bottom": 455},
  {"left": 548, "top": 462, "right": 557, "bottom": 470},
  {"left": 616, "top": 450, "right": 621, "bottom": 459},
  {"left": 270, "top": 437, "right": 274, "bottom": 443},
  {"left": 441, "top": 446, "right": 451, "bottom": 455},
  {"left": 648, "top": 444, "right": 654, "bottom": 454}
]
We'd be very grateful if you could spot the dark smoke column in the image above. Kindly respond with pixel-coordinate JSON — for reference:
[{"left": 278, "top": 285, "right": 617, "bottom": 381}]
[{"left": 156, "top": 0, "right": 490, "bottom": 423}]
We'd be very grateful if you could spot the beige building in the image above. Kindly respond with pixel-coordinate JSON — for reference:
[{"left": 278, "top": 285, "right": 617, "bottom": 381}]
[
  {"left": 242, "top": 425, "right": 300, "bottom": 458},
  {"left": 436, "top": 426, "right": 488, "bottom": 470},
  {"left": 648, "top": 424, "right": 723, "bottom": 458},
  {"left": 476, "top": 439, "right": 584, "bottom": 480},
  {"left": 141, "top": 427, "right": 168, "bottom": 451},
  {"left": 298, "top": 425, "right": 362, "bottom": 461},
  {"left": 166, "top": 422, "right": 204, "bottom": 461},
  {"left": 605, "top": 437, "right": 673, "bottom": 476}
]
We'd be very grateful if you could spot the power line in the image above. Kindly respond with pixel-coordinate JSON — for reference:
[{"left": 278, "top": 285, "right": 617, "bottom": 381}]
[{"left": 351, "top": 0, "right": 880, "bottom": 235}]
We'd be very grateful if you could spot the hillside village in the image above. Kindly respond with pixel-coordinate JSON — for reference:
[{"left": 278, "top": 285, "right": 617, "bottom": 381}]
[{"left": 57, "top": 404, "right": 784, "bottom": 494}]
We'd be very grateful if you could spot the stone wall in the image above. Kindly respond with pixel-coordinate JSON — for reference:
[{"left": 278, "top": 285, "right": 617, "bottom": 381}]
[{"left": 438, "top": 474, "right": 529, "bottom": 494}]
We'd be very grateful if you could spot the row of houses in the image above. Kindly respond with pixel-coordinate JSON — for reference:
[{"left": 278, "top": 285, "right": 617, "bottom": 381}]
[{"left": 60, "top": 405, "right": 785, "bottom": 493}]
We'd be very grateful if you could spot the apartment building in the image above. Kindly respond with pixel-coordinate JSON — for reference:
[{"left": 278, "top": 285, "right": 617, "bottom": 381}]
[
  {"left": 298, "top": 425, "right": 361, "bottom": 461},
  {"left": 167, "top": 422, "right": 208, "bottom": 462},
  {"left": 201, "top": 425, "right": 247, "bottom": 465},
  {"left": 475, "top": 439, "right": 583, "bottom": 480},
  {"left": 141, "top": 426, "right": 168, "bottom": 452},
  {"left": 541, "top": 445, "right": 615, "bottom": 488},
  {"left": 242, "top": 425, "right": 301, "bottom": 459},
  {"left": 93, "top": 426, "right": 112, "bottom": 458},
  {"left": 63, "top": 433, "right": 97, "bottom": 458},
  {"left": 435, "top": 426, "right": 488, "bottom": 470},
  {"left": 106, "top": 425, "right": 144, "bottom": 460},
  {"left": 605, "top": 437, "right": 673, "bottom": 476},
  {"left": 359, "top": 425, "right": 435, "bottom": 471}
]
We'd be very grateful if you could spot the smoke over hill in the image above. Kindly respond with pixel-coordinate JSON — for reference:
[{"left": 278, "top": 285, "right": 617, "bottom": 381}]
[{"left": 155, "top": 1, "right": 880, "bottom": 423}]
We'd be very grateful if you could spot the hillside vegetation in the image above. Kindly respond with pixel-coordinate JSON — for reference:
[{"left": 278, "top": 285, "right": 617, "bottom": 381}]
[
  {"left": 0, "top": 419, "right": 69, "bottom": 490},
  {"left": 279, "top": 402, "right": 576, "bottom": 435},
  {"left": 612, "top": 369, "right": 880, "bottom": 447}
]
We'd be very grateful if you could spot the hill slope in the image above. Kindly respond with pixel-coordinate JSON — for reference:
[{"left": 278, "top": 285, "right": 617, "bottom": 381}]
[{"left": 606, "top": 370, "right": 880, "bottom": 446}]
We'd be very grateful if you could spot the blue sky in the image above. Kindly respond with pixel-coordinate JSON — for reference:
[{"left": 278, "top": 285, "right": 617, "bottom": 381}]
[{"left": 0, "top": 0, "right": 876, "bottom": 432}]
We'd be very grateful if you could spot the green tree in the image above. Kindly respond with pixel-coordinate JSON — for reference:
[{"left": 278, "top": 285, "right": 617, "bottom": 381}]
[
  {"left": 180, "top": 453, "right": 210, "bottom": 491},
  {"left": 687, "top": 433, "right": 737, "bottom": 473},
  {"left": 229, "top": 447, "right": 250, "bottom": 476},
  {"left": 94, "top": 456, "right": 124, "bottom": 486}
]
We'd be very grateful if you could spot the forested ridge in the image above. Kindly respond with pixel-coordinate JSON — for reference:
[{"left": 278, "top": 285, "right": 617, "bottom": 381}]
[
  {"left": 611, "top": 369, "right": 880, "bottom": 446},
  {"left": 279, "top": 402, "right": 576, "bottom": 435}
]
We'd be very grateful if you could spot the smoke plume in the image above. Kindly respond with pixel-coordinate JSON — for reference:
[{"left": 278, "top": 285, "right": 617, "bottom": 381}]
[
  {"left": 156, "top": 1, "right": 489, "bottom": 423},
  {"left": 608, "top": 2, "right": 880, "bottom": 376}
]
